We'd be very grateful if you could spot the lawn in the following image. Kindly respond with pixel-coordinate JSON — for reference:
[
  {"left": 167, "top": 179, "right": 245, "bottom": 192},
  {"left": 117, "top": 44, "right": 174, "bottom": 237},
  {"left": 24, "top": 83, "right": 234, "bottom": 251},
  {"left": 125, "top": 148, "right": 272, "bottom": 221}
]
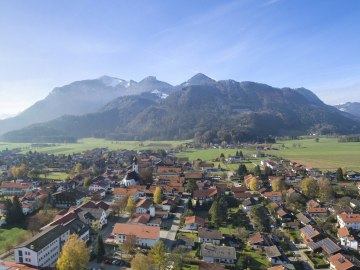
[
  {"left": 238, "top": 248, "right": 270, "bottom": 269},
  {"left": 182, "top": 265, "right": 199, "bottom": 270},
  {"left": 38, "top": 172, "right": 70, "bottom": 180},
  {"left": 268, "top": 137, "right": 360, "bottom": 171},
  {"left": 0, "top": 138, "right": 191, "bottom": 155},
  {"left": 176, "top": 231, "right": 198, "bottom": 242},
  {"left": 0, "top": 227, "right": 31, "bottom": 254}
]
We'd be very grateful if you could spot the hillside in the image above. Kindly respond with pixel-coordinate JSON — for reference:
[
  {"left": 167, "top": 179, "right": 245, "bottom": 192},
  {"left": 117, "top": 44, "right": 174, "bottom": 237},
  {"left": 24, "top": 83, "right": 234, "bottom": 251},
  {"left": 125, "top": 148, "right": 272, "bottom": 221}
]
[
  {"left": 2, "top": 74, "right": 360, "bottom": 143},
  {"left": 0, "top": 76, "right": 174, "bottom": 135},
  {"left": 335, "top": 102, "right": 360, "bottom": 118}
]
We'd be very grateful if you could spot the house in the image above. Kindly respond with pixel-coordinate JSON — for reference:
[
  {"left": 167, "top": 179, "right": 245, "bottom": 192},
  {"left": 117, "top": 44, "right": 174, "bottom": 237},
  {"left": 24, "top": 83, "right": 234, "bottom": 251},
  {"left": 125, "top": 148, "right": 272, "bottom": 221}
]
[
  {"left": 300, "top": 225, "right": 322, "bottom": 243},
  {"left": 328, "top": 253, "right": 360, "bottom": 270},
  {"left": 88, "top": 179, "right": 111, "bottom": 193},
  {"left": 242, "top": 197, "right": 257, "bottom": 212},
  {"left": 201, "top": 243, "right": 236, "bottom": 265},
  {"left": 248, "top": 232, "right": 266, "bottom": 250},
  {"left": 338, "top": 227, "right": 358, "bottom": 251},
  {"left": 263, "top": 192, "right": 282, "bottom": 202},
  {"left": 193, "top": 189, "right": 218, "bottom": 205},
  {"left": 53, "top": 190, "right": 86, "bottom": 208},
  {"left": 198, "top": 228, "right": 222, "bottom": 245},
  {"left": 0, "top": 181, "right": 32, "bottom": 196},
  {"left": 306, "top": 199, "right": 320, "bottom": 209},
  {"left": 113, "top": 186, "right": 145, "bottom": 200},
  {"left": 14, "top": 225, "right": 70, "bottom": 268},
  {"left": 176, "top": 237, "right": 195, "bottom": 250},
  {"left": 264, "top": 245, "right": 282, "bottom": 264},
  {"left": 337, "top": 212, "right": 360, "bottom": 230},
  {"left": 161, "top": 197, "right": 177, "bottom": 211},
  {"left": 277, "top": 209, "right": 292, "bottom": 222},
  {"left": 308, "top": 238, "right": 341, "bottom": 255},
  {"left": 296, "top": 212, "right": 311, "bottom": 225},
  {"left": 111, "top": 223, "right": 160, "bottom": 247},
  {"left": 136, "top": 198, "right": 155, "bottom": 217},
  {"left": 184, "top": 216, "right": 206, "bottom": 230},
  {"left": 306, "top": 207, "right": 328, "bottom": 218}
]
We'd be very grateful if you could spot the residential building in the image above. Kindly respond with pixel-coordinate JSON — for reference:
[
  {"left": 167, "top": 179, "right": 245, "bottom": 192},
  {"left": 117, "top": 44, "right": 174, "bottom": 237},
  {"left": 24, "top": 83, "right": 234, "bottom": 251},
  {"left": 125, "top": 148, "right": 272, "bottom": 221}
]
[
  {"left": 201, "top": 244, "right": 236, "bottom": 264},
  {"left": 184, "top": 216, "right": 206, "bottom": 230},
  {"left": 111, "top": 223, "right": 160, "bottom": 247},
  {"left": 198, "top": 228, "right": 222, "bottom": 245},
  {"left": 14, "top": 225, "right": 70, "bottom": 268},
  {"left": 0, "top": 182, "right": 32, "bottom": 196},
  {"left": 328, "top": 253, "right": 360, "bottom": 270},
  {"left": 338, "top": 212, "right": 360, "bottom": 230}
]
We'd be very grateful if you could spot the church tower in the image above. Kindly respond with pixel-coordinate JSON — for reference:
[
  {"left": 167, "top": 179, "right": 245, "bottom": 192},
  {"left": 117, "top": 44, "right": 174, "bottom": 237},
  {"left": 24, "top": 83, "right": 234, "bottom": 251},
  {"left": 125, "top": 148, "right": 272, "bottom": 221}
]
[{"left": 132, "top": 156, "right": 138, "bottom": 173}]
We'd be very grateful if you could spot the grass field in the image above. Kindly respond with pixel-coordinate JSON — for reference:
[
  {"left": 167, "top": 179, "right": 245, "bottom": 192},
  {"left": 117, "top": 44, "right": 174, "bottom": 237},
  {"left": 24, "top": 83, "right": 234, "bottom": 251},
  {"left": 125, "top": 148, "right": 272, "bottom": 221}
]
[
  {"left": 1, "top": 137, "right": 359, "bottom": 171},
  {"left": 268, "top": 137, "right": 360, "bottom": 171},
  {"left": 38, "top": 172, "right": 70, "bottom": 180},
  {"left": 0, "top": 138, "right": 190, "bottom": 155},
  {"left": 0, "top": 227, "right": 31, "bottom": 254}
]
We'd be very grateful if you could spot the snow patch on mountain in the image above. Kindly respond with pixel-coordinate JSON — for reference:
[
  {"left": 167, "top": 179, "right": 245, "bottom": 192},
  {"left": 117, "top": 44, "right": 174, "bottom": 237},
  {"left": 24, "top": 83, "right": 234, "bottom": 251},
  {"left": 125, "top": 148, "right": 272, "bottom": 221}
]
[{"left": 151, "top": 89, "right": 169, "bottom": 99}]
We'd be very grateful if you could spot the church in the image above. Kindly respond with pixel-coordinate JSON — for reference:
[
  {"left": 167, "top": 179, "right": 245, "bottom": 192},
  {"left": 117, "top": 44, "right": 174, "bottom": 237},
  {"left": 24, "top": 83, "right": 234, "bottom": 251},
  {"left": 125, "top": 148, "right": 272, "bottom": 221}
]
[{"left": 120, "top": 156, "right": 140, "bottom": 187}]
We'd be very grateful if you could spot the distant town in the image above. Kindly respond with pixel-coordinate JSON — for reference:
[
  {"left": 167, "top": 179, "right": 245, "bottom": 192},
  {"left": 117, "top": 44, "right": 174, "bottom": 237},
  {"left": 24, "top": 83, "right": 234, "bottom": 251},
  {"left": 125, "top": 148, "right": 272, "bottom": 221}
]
[{"left": 0, "top": 140, "right": 360, "bottom": 270}]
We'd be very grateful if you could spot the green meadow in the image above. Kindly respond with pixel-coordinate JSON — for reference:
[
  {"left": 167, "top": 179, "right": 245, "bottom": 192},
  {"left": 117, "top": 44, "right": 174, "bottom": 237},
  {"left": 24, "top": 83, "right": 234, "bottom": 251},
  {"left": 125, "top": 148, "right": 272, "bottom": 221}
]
[
  {"left": 0, "top": 138, "right": 190, "bottom": 155},
  {"left": 0, "top": 137, "right": 359, "bottom": 171},
  {"left": 0, "top": 227, "right": 31, "bottom": 254},
  {"left": 268, "top": 137, "right": 360, "bottom": 171}
]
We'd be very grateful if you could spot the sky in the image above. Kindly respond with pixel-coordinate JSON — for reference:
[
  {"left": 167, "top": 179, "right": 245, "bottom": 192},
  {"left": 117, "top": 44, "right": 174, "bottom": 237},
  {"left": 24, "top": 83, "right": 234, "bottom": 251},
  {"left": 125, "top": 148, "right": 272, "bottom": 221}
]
[{"left": 0, "top": 0, "right": 359, "bottom": 115}]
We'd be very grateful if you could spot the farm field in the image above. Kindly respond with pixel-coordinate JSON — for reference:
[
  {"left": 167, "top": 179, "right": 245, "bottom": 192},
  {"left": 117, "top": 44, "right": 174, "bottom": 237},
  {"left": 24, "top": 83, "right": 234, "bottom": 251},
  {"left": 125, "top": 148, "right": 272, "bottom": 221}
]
[
  {"left": 0, "top": 138, "right": 190, "bottom": 155},
  {"left": 38, "top": 172, "right": 70, "bottom": 180},
  {"left": 268, "top": 138, "right": 360, "bottom": 171},
  {"left": 0, "top": 227, "right": 31, "bottom": 254}
]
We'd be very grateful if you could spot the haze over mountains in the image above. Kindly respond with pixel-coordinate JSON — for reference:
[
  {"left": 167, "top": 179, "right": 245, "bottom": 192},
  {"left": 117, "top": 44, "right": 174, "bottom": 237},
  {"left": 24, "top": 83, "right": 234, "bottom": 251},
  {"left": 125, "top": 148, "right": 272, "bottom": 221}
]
[
  {"left": 1, "top": 74, "right": 360, "bottom": 143},
  {"left": 335, "top": 102, "right": 360, "bottom": 119}
]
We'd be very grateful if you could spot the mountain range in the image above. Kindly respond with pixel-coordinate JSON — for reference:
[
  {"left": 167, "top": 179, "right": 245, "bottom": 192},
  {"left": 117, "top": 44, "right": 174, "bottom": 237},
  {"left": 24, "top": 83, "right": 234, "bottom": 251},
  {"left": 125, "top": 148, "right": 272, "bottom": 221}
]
[
  {"left": 1, "top": 73, "right": 360, "bottom": 143},
  {"left": 334, "top": 102, "right": 360, "bottom": 119}
]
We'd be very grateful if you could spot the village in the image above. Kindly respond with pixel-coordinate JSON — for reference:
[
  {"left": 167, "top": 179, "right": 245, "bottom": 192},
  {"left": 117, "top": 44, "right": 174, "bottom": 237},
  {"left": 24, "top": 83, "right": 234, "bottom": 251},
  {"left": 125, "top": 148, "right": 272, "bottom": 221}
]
[{"left": 0, "top": 144, "right": 360, "bottom": 270}]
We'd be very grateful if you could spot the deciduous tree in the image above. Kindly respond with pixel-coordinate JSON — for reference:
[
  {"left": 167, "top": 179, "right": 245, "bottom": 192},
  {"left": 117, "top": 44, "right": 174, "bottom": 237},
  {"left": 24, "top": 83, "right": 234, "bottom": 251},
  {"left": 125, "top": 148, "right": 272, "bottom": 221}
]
[
  {"left": 56, "top": 234, "right": 89, "bottom": 270},
  {"left": 249, "top": 177, "right": 259, "bottom": 191},
  {"left": 125, "top": 196, "right": 136, "bottom": 215},
  {"left": 154, "top": 186, "right": 163, "bottom": 204},
  {"left": 122, "top": 234, "right": 137, "bottom": 254},
  {"left": 148, "top": 240, "right": 168, "bottom": 270},
  {"left": 131, "top": 253, "right": 155, "bottom": 270}
]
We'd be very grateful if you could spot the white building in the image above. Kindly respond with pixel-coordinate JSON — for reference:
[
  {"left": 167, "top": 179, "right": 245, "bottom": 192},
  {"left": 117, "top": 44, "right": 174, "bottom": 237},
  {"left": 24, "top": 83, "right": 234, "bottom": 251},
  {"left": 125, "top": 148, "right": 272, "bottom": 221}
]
[
  {"left": 112, "top": 223, "right": 160, "bottom": 248},
  {"left": 120, "top": 157, "right": 140, "bottom": 187},
  {"left": 337, "top": 212, "right": 360, "bottom": 230},
  {"left": 136, "top": 198, "right": 155, "bottom": 217},
  {"left": 14, "top": 225, "right": 70, "bottom": 268}
]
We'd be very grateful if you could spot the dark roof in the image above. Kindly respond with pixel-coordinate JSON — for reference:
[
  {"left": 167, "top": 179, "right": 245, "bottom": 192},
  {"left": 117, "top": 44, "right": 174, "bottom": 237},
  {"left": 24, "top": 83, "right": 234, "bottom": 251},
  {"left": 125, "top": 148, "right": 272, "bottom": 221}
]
[
  {"left": 177, "top": 237, "right": 195, "bottom": 247},
  {"left": 201, "top": 244, "right": 236, "bottom": 260},
  {"left": 296, "top": 213, "right": 311, "bottom": 224},
  {"left": 198, "top": 228, "right": 222, "bottom": 240},
  {"left": 16, "top": 225, "right": 68, "bottom": 252},
  {"left": 265, "top": 246, "right": 281, "bottom": 258},
  {"left": 63, "top": 218, "right": 89, "bottom": 237}
]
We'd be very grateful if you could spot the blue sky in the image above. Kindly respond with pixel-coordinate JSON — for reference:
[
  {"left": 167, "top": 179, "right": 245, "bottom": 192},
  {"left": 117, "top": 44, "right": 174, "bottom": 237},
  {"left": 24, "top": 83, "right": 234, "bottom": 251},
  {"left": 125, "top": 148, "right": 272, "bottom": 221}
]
[{"left": 0, "top": 0, "right": 359, "bottom": 115}]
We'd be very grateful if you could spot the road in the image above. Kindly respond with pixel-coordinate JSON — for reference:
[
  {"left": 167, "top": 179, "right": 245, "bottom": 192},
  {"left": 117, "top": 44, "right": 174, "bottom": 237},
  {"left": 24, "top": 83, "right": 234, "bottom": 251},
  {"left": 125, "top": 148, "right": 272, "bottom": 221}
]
[{"left": 160, "top": 200, "right": 185, "bottom": 249}]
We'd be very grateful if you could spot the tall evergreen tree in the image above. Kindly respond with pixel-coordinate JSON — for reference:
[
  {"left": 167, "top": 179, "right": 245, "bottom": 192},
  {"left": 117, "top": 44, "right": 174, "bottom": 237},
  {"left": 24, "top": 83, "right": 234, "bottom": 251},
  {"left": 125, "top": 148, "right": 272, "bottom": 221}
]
[
  {"left": 237, "top": 164, "right": 248, "bottom": 176},
  {"left": 253, "top": 165, "right": 261, "bottom": 176},
  {"left": 4, "top": 199, "right": 13, "bottom": 224},
  {"left": 336, "top": 168, "right": 344, "bottom": 181},
  {"left": 95, "top": 234, "right": 105, "bottom": 262},
  {"left": 11, "top": 196, "right": 25, "bottom": 225}
]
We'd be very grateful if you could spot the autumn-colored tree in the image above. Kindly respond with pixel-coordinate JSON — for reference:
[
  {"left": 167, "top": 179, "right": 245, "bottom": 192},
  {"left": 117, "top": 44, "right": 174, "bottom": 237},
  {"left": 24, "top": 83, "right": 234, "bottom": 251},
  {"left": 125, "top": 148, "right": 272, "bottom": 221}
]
[
  {"left": 185, "top": 179, "right": 198, "bottom": 193},
  {"left": 271, "top": 177, "right": 285, "bottom": 192},
  {"left": 154, "top": 186, "right": 163, "bottom": 204},
  {"left": 56, "top": 234, "right": 89, "bottom": 270},
  {"left": 111, "top": 196, "right": 128, "bottom": 216},
  {"left": 9, "top": 163, "right": 28, "bottom": 179},
  {"left": 148, "top": 240, "right": 168, "bottom": 270},
  {"left": 300, "top": 177, "right": 318, "bottom": 198},
  {"left": 122, "top": 234, "right": 137, "bottom": 254},
  {"left": 131, "top": 253, "right": 155, "bottom": 270},
  {"left": 139, "top": 167, "right": 153, "bottom": 184},
  {"left": 317, "top": 177, "right": 333, "bottom": 201},
  {"left": 125, "top": 196, "right": 136, "bottom": 215},
  {"left": 27, "top": 209, "right": 58, "bottom": 235},
  {"left": 249, "top": 177, "right": 259, "bottom": 191}
]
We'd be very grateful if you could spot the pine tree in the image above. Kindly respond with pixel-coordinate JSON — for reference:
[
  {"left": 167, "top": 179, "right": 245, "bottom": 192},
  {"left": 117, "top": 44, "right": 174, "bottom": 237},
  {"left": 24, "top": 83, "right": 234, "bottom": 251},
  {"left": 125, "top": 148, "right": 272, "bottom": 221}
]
[
  {"left": 11, "top": 196, "right": 25, "bottom": 224},
  {"left": 186, "top": 198, "right": 193, "bottom": 210},
  {"left": 4, "top": 199, "right": 13, "bottom": 224},
  {"left": 239, "top": 151, "right": 244, "bottom": 158},
  {"left": 185, "top": 179, "right": 198, "bottom": 193},
  {"left": 336, "top": 168, "right": 344, "bottom": 181},
  {"left": 253, "top": 165, "right": 261, "bottom": 176},
  {"left": 95, "top": 234, "right": 105, "bottom": 262}
]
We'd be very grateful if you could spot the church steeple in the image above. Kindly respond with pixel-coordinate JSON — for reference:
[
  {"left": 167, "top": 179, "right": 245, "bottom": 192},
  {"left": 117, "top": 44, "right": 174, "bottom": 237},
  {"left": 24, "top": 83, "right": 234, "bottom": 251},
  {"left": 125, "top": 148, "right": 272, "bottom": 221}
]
[{"left": 132, "top": 156, "right": 138, "bottom": 173}]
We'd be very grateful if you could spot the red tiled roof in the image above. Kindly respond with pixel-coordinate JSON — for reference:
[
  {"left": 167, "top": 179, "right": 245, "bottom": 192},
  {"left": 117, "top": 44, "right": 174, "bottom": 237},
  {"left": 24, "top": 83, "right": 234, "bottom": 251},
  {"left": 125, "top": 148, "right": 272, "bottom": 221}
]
[{"left": 112, "top": 223, "right": 159, "bottom": 240}]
